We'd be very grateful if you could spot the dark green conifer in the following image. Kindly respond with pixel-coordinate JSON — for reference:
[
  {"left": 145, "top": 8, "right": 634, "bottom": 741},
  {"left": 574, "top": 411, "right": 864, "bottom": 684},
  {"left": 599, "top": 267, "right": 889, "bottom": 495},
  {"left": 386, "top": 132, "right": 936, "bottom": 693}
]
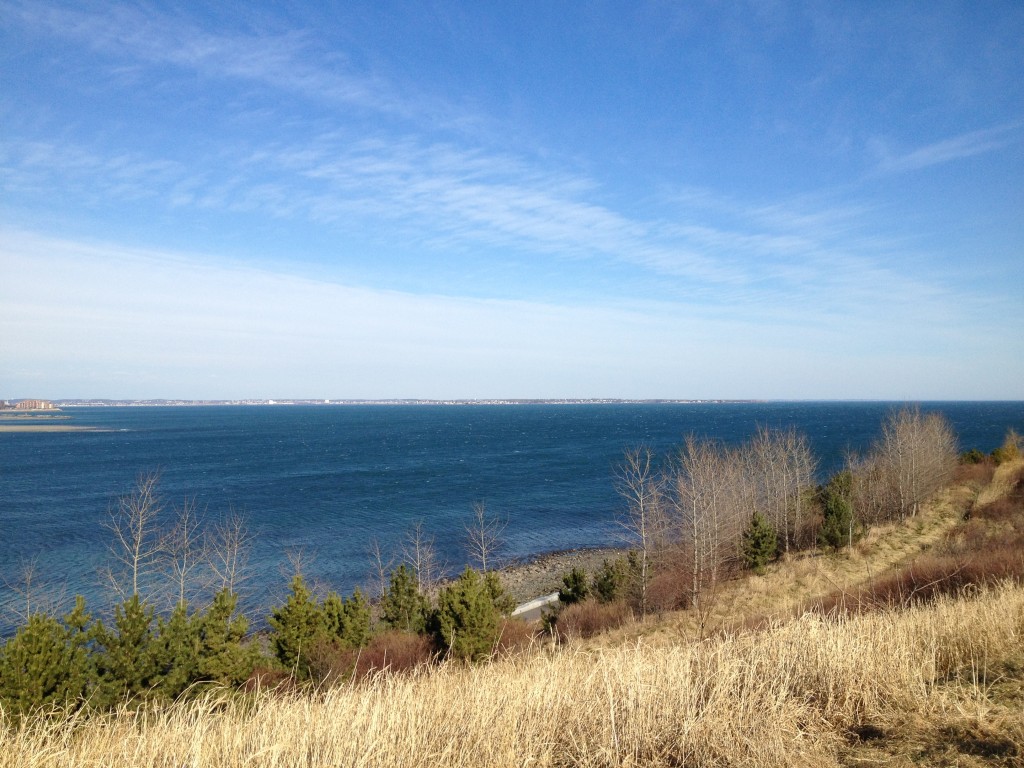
[
  {"left": 741, "top": 511, "right": 778, "bottom": 574},
  {"left": 93, "top": 594, "right": 159, "bottom": 706},
  {"left": 268, "top": 574, "right": 325, "bottom": 678},
  {"left": 432, "top": 567, "right": 500, "bottom": 661},
  {"left": 323, "top": 588, "right": 372, "bottom": 649},
  {"left": 0, "top": 606, "right": 94, "bottom": 717},
  {"left": 558, "top": 567, "right": 589, "bottom": 605},
  {"left": 592, "top": 557, "right": 630, "bottom": 603},
  {"left": 818, "top": 470, "right": 858, "bottom": 551},
  {"left": 380, "top": 565, "right": 429, "bottom": 634},
  {"left": 195, "top": 589, "right": 258, "bottom": 687},
  {"left": 483, "top": 572, "right": 516, "bottom": 616},
  {"left": 150, "top": 601, "right": 199, "bottom": 700}
]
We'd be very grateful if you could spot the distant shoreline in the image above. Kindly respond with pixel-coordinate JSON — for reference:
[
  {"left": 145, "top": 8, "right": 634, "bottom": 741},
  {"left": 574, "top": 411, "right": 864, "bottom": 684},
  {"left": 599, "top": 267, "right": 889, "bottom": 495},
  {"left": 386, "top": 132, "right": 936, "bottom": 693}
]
[
  {"left": 0, "top": 424, "right": 100, "bottom": 432},
  {"left": 49, "top": 398, "right": 765, "bottom": 407}
]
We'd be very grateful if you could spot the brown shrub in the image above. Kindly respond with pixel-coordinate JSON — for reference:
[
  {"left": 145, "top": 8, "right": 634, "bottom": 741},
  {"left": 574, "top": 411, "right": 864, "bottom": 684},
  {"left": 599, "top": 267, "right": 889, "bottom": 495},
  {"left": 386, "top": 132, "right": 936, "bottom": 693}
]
[
  {"left": 794, "top": 512, "right": 823, "bottom": 551},
  {"left": 953, "top": 461, "right": 995, "bottom": 487},
  {"left": 554, "top": 599, "right": 632, "bottom": 641},
  {"left": 351, "top": 631, "right": 437, "bottom": 679},
  {"left": 971, "top": 472, "right": 1024, "bottom": 520},
  {"left": 306, "top": 631, "right": 438, "bottom": 684},
  {"left": 810, "top": 548, "right": 1024, "bottom": 616},
  {"left": 644, "top": 568, "right": 691, "bottom": 614},
  {"left": 945, "top": 519, "right": 997, "bottom": 556},
  {"left": 494, "top": 618, "right": 537, "bottom": 655},
  {"left": 243, "top": 666, "right": 296, "bottom": 694}
]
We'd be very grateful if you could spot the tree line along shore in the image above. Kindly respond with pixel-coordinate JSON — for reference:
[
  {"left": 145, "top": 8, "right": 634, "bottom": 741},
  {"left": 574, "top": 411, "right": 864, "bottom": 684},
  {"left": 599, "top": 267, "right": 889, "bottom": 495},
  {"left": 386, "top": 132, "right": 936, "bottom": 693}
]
[{"left": 1, "top": 408, "right": 1023, "bottom": 766}]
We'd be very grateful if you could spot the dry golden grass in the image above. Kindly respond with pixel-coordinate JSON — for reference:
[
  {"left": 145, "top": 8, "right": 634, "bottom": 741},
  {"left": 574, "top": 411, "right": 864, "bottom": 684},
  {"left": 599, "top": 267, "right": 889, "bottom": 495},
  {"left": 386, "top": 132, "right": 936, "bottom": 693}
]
[
  {"left": 594, "top": 461, "right": 1024, "bottom": 648},
  {"left": 978, "top": 459, "right": 1024, "bottom": 507},
  {"left": 3, "top": 582, "right": 1022, "bottom": 768},
  {"left": 4, "top": 461, "right": 1022, "bottom": 767}
]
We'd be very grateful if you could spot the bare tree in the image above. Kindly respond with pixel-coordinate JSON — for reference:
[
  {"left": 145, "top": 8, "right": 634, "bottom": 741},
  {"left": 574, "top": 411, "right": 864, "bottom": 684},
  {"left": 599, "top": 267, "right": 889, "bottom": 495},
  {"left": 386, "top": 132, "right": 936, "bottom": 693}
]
[
  {"left": 847, "top": 451, "right": 889, "bottom": 526},
  {"left": 746, "top": 426, "right": 817, "bottom": 555},
  {"left": 283, "top": 547, "right": 314, "bottom": 580},
  {"left": 160, "top": 496, "right": 209, "bottom": 608},
  {"left": 670, "top": 437, "right": 745, "bottom": 611},
  {"left": 615, "top": 446, "right": 669, "bottom": 615},
  {"left": 789, "top": 429, "right": 817, "bottom": 548},
  {"left": 877, "top": 407, "right": 958, "bottom": 520},
  {"left": 207, "top": 507, "right": 253, "bottom": 596},
  {"left": 366, "top": 537, "right": 394, "bottom": 600},
  {"left": 3, "top": 556, "right": 66, "bottom": 623},
  {"left": 101, "top": 471, "right": 164, "bottom": 599},
  {"left": 402, "top": 520, "right": 443, "bottom": 595},
  {"left": 8, "top": 556, "right": 40, "bottom": 622},
  {"left": 464, "top": 501, "right": 506, "bottom": 573}
]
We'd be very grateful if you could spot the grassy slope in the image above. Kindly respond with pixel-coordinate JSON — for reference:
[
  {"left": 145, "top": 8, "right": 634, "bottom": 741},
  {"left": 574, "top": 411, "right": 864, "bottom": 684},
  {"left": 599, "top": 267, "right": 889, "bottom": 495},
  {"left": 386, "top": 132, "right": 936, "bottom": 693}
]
[
  {"left": 585, "top": 460, "right": 1024, "bottom": 766},
  {"left": 2, "top": 462, "right": 1022, "bottom": 767},
  {"left": 592, "top": 464, "right": 1004, "bottom": 648}
]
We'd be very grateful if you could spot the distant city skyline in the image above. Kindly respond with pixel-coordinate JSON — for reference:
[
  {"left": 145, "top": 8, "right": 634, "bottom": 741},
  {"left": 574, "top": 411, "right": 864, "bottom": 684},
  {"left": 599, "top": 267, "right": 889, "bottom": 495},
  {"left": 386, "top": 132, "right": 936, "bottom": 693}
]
[{"left": 2, "top": 2, "right": 1022, "bottom": 400}]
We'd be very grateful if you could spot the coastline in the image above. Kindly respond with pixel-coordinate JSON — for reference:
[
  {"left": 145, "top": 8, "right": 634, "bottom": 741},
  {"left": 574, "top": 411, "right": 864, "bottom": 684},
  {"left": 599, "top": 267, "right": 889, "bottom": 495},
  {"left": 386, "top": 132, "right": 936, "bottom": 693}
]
[
  {"left": 0, "top": 414, "right": 98, "bottom": 432},
  {"left": 0, "top": 425, "right": 99, "bottom": 432},
  {"left": 496, "top": 545, "right": 627, "bottom": 605}
]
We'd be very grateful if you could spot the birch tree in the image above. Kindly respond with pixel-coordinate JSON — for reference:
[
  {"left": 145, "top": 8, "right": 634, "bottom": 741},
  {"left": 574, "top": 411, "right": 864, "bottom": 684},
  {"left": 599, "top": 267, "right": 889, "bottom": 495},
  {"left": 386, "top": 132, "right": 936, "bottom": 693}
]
[
  {"left": 671, "top": 437, "right": 744, "bottom": 610},
  {"left": 102, "top": 472, "right": 164, "bottom": 599},
  {"left": 464, "top": 501, "right": 506, "bottom": 573},
  {"left": 402, "top": 520, "right": 443, "bottom": 595},
  {"left": 747, "top": 426, "right": 816, "bottom": 554},
  {"left": 161, "top": 497, "right": 207, "bottom": 608},
  {"left": 207, "top": 508, "right": 252, "bottom": 596},
  {"left": 615, "top": 446, "right": 669, "bottom": 615},
  {"left": 877, "top": 407, "right": 957, "bottom": 520}
]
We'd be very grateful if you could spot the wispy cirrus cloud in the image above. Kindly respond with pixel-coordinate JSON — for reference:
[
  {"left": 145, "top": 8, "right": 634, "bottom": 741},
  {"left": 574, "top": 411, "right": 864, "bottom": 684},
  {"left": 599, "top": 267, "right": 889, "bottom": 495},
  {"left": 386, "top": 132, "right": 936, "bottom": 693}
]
[
  {"left": 870, "top": 122, "right": 1024, "bottom": 174},
  {"left": 0, "top": 126, "right": 975, "bottom": 328},
  {"left": 1, "top": 2, "right": 1002, "bottom": 333},
  {"left": 5, "top": 2, "right": 425, "bottom": 121}
]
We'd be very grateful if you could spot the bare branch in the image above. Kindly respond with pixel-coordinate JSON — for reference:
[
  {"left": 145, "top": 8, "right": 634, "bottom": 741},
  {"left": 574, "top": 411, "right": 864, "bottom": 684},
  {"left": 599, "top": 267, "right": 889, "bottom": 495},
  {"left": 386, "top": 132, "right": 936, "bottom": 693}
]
[
  {"left": 366, "top": 537, "right": 394, "bottom": 600},
  {"left": 615, "top": 445, "right": 668, "bottom": 615},
  {"left": 401, "top": 520, "right": 443, "bottom": 594},
  {"left": 207, "top": 507, "right": 253, "bottom": 595},
  {"left": 160, "top": 496, "right": 209, "bottom": 608},
  {"left": 464, "top": 501, "right": 507, "bottom": 573},
  {"left": 101, "top": 471, "right": 164, "bottom": 600}
]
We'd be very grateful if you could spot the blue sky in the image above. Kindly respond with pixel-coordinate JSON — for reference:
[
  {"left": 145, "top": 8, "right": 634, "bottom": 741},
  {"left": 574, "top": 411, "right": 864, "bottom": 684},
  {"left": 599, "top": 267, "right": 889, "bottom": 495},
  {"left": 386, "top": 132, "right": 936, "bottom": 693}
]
[{"left": 2, "top": 1, "right": 1022, "bottom": 400}]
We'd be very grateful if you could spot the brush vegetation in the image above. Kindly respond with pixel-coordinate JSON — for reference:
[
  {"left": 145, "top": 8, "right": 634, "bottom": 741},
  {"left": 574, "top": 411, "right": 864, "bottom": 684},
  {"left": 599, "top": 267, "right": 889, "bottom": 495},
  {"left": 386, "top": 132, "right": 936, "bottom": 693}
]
[{"left": 2, "top": 414, "right": 1023, "bottom": 766}]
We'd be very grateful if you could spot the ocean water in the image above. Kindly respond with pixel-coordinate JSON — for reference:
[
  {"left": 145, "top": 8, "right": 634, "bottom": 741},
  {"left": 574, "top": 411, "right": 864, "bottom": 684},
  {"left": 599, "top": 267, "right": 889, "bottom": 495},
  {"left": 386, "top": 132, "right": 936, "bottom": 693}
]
[{"left": 1, "top": 401, "right": 1021, "bottom": 634}]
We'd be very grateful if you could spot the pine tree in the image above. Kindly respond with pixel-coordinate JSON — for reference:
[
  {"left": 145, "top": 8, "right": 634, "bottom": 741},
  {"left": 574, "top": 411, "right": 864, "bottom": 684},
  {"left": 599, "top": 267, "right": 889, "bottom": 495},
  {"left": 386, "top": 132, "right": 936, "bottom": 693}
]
[
  {"left": 558, "top": 567, "right": 589, "bottom": 604},
  {"left": 819, "top": 470, "right": 858, "bottom": 550},
  {"left": 150, "top": 601, "right": 199, "bottom": 700},
  {"left": 267, "top": 574, "right": 325, "bottom": 679},
  {"left": 741, "top": 511, "right": 778, "bottom": 574},
  {"left": 380, "top": 564, "right": 430, "bottom": 634},
  {"left": 432, "top": 568, "right": 500, "bottom": 661},
  {"left": 592, "top": 557, "right": 630, "bottom": 603},
  {"left": 323, "top": 588, "right": 372, "bottom": 649},
  {"left": 93, "top": 594, "right": 159, "bottom": 706},
  {"left": 483, "top": 572, "right": 516, "bottom": 616},
  {"left": 0, "top": 606, "right": 95, "bottom": 717},
  {"left": 195, "top": 589, "right": 258, "bottom": 687}
]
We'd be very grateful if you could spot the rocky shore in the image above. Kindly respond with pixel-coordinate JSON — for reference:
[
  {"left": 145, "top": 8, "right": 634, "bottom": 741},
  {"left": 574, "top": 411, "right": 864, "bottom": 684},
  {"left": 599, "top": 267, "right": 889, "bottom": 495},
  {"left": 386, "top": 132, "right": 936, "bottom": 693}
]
[{"left": 495, "top": 546, "right": 626, "bottom": 605}]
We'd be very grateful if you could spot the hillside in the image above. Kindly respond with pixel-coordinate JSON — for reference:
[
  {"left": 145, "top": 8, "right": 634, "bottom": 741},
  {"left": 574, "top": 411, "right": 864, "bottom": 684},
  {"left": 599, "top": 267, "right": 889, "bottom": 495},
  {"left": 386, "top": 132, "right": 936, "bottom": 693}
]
[{"left": 2, "top": 459, "right": 1022, "bottom": 767}]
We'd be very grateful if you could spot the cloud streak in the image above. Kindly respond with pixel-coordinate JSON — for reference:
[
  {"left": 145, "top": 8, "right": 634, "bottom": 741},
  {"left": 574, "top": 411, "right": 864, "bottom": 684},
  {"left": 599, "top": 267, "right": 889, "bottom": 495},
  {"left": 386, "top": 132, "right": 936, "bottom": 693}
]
[
  {"left": 7, "top": 2, "right": 445, "bottom": 124},
  {"left": 871, "top": 122, "right": 1024, "bottom": 174},
  {"left": 0, "top": 125, "right": 988, "bottom": 333}
]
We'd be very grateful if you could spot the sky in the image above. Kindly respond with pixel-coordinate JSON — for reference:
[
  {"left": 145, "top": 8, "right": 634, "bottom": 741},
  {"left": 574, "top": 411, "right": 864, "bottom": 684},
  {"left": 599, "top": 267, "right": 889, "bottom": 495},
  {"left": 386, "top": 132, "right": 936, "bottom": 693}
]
[{"left": 2, "top": 1, "right": 1022, "bottom": 401}]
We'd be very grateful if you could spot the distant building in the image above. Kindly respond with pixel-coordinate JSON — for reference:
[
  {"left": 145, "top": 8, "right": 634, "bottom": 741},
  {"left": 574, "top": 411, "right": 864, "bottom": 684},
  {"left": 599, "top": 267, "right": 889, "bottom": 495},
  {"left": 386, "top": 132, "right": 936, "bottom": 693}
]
[{"left": 14, "top": 399, "right": 56, "bottom": 410}]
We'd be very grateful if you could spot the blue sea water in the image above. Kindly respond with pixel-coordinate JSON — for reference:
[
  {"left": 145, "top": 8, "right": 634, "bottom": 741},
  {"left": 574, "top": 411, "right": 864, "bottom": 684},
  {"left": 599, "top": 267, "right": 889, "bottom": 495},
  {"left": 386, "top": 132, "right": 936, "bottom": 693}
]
[{"left": 1, "top": 401, "right": 1021, "bottom": 635}]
